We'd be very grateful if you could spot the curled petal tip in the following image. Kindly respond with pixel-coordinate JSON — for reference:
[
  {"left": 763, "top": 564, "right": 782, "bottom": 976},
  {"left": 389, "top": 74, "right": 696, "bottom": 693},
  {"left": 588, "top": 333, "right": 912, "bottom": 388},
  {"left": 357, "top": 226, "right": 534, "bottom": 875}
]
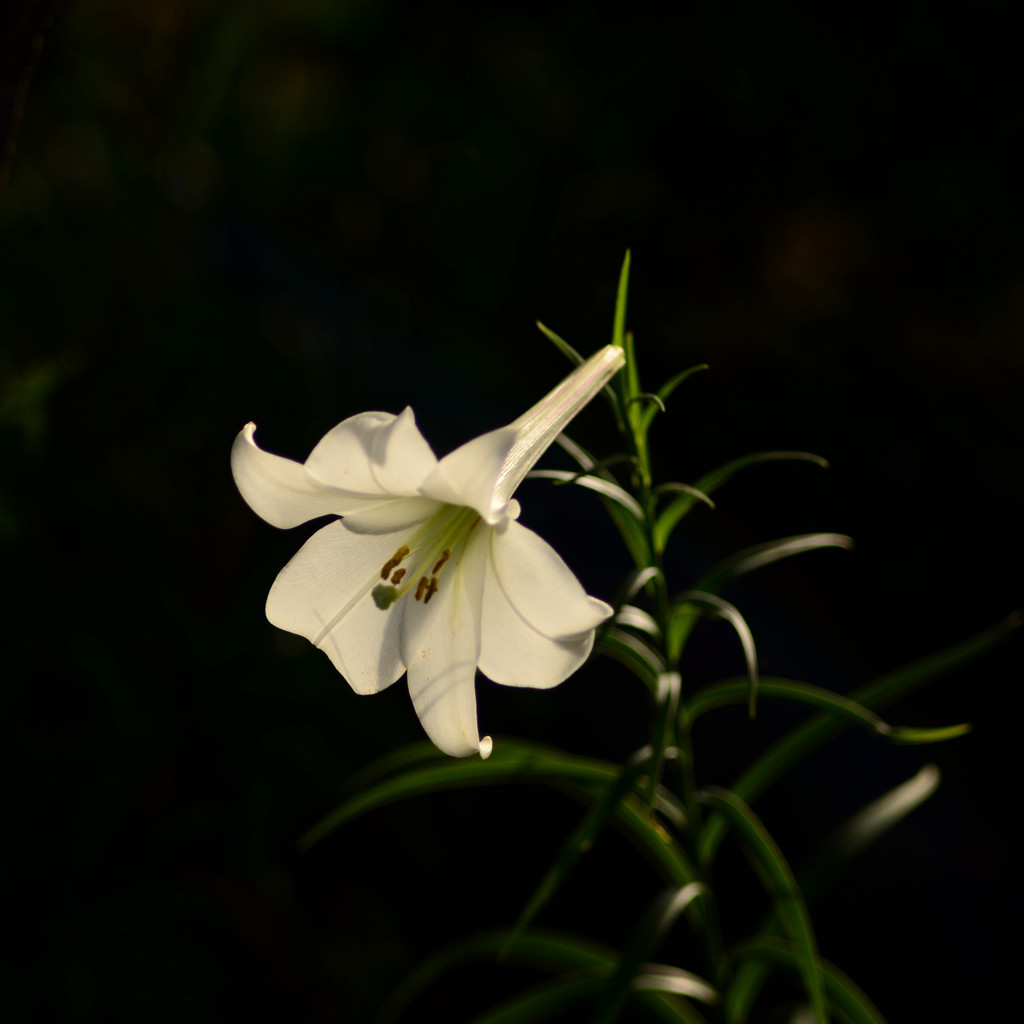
[{"left": 479, "top": 736, "right": 493, "bottom": 759}]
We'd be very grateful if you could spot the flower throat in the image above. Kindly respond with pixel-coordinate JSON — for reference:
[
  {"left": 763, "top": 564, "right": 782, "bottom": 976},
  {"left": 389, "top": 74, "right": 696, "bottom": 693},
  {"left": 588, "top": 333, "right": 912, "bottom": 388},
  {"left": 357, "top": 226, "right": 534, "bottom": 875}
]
[{"left": 371, "top": 507, "right": 480, "bottom": 610}]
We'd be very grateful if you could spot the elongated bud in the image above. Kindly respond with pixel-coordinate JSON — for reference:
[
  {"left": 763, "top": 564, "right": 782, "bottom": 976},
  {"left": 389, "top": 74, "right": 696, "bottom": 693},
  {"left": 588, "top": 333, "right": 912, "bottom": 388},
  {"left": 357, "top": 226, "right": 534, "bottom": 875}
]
[{"left": 494, "top": 345, "right": 625, "bottom": 505}]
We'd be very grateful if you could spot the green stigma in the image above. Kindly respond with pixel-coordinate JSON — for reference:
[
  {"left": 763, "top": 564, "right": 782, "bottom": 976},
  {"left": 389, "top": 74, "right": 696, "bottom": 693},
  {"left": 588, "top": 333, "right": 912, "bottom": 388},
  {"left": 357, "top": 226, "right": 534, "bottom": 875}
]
[{"left": 372, "top": 584, "right": 400, "bottom": 610}]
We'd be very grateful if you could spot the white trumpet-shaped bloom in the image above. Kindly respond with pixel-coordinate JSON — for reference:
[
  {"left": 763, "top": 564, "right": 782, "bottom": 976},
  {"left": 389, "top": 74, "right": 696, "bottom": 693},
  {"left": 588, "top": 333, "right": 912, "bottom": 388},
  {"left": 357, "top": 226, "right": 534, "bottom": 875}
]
[{"left": 232, "top": 345, "right": 625, "bottom": 758}]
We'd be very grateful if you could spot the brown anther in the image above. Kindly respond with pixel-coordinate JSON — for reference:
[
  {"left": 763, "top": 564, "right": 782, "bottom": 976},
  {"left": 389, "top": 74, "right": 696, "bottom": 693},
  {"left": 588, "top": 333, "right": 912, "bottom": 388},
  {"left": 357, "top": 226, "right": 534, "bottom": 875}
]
[
  {"left": 432, "top": 549, "right": 451, "bottom": 575},
  {"left": 391, "top": 568, "right": 406, "bottom": 584},
  {"left": 379, "top": 545, "right": 411, "bottom": 580},
  {"left": 415, "top": 576, "right": 429, "bottom": 601},
  {"left": 424, "top": 577, "right": 440, "bottom": 604}
]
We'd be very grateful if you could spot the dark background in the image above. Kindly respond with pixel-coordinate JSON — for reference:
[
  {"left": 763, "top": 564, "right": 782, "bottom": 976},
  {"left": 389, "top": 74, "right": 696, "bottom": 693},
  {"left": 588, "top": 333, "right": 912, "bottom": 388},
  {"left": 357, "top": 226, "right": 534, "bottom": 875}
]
[{"left": 2, "top": 1, "right": 1021, "bottom": 1021}]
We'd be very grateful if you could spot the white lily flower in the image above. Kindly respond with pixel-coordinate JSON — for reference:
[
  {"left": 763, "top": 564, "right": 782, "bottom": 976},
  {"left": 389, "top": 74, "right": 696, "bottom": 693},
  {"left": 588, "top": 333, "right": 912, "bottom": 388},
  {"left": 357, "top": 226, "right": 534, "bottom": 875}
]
[{"left": 232, "top": 345, "right": 625, "bottom": 758}]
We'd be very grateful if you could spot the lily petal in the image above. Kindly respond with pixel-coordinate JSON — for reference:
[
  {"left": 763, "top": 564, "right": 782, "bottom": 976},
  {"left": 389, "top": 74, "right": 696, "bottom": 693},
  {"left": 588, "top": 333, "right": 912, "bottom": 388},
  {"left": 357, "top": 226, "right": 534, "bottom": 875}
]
[
  {"left": 479, "top": 552, "right": 596, "bottom": 688},
  {"left": 341, "top": 497, "right": 440, "bottom": 535},
  {"left": 494, "top": 344, "right": 625, "bottom": 505},
  {"left": 266, "top": 520, "right": 407, "bottom": 694},
  {"left": 402, "top": 524, "right": 491, "bottom": 757},
  {"left": 232, "top": 423, "right": 355, "bottom": 529},
  {"left": 305, "top": 408, "right": 437, "bottom": 497},
  {"left": 419, "top": 426, "right": 519, "bottom": 525},
  {"left": 489, "top": 521, "right": 613, "bottom": 639}
]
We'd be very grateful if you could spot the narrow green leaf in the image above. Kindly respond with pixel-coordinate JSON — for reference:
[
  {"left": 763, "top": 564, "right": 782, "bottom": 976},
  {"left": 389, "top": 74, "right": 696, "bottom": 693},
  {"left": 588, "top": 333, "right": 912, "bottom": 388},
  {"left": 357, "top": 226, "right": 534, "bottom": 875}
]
[
  {"left": 622, "top": 566, "right": 663, "bottom": 602},
  {"left": 599, "top": 626, "right": 666, "bottom": 690},
  {"left": 698, "top": 612, "right": 1021, "bottom": 864},
  {"left": 334, "top": 739, "right": 447, "bottom": 794},
  {"left": 593, "top": 882, "right": 710, "bottom": 1024},
  {"left": 726, "top": 768, "right": 937, "bottom": 1021},
  {"left": 528, "top": 469, "right": 645, "bottom": 520},
  {"left": 625, "top": 330, "right": 643, "bottom": 436},
  {"left": 614, "top": 507, "right": 654, "bottom": 568},
  {"left": 729, "top": 938, "right": 887, "bottom": 1024},
  {"left": 643, "top": 671, "right": 682, "bottom": 819},
  {"left": 377, "top": 928, "right": 611, "bottom": 1024},
  {"left": 865, "top": 720, "right": 970, "bottom": 747},
  {"left": 379, "top": 929, "right": 709, "bottom": 1023},
  {"left": 298, "top": 742, "right": 620, "bottom": 850},
  {"left": 854, "top": 609, "right": 1021, "bottom": 709},
  {"left": 609, "top": 252, "right": 638, "bottom": 438},
  {"left": 556, "top": 433, "right": 640, "bottom": 485},
  {"left": 689, "top": 677, "right": 877, "bottom": 727},
  {"left": 694, "top": 450, "right": 830, "bottom": 493},
  {"left": 555, "top": 432, "right": 599, "bottom": 471},
  {"left": 633, "top": 965, "right": 718, "bottom": 1006},
  {"left": 688, "top": 677, "right": 970, "bottom": 746},
  {"left": 467, "top": 975, "right": 608, "bottom": 1024},
  {"left": 612, "top": 249, "right": 632, "bottom": 350},
  {"left": 633, "top": 392, "right": 664, "bottom": 447},
  {"left": 535, "top": 320, "right": 584, "bottom": 365},
  {"left": 553, "top": 436, "right": 651, "bottom": 565},
  {"left": 699, "top": 788, "right": 828, "bottom": 1024},
  {"left": 469, "top": 974, "right": 712, "bottom": 1024},
  {"left": 616, "top": 604, "right": 662, "bottom": 638},
  {"left": 654, "top": 482, "right": 716, "bottom": 511},
  {"left": 629, "top": 391, "right": 667, "bottom": 413},
  {"left": 800, "top": 765, "right": 941, "bottom": 905},
  {"left": 655, "top": 451, "right": 829, "bottom": 553},
  {"left": 540, "top": 453, "right": 640, "bottom": 482},
  {"left": 614, "top": 789, "right": 696, "bottom": 886},
  {"left": 667, "top": 538, "right": 847, "bottom": 673},
  {"left": 671, "top": 592, "right": 758, "bottom": 716},
  {"left": 505, "top": 751, "right": 655, "bottom": 952},
  {"left": 300, "top": 739, "right": 698, "bottom": 896},
  {"left": 657, "top": 364, "right": 709, "bottom": 404},
  {"left": 695, "top": 534, "right": 853, "bottom": 595},
  {"left": 639, "top": 364, "right": 709, "bottom": 438}
]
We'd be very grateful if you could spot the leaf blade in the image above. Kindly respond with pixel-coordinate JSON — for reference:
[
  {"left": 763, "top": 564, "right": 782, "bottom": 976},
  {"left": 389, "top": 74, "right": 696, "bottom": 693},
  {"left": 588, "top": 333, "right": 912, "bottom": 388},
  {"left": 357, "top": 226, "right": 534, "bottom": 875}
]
[
  {"left": 694, "top": 533, "right": 853, "bottom": 595},
  {"left": 655, "top": 451, "right": 829, "bottom": 552},
  {"left": 688, "top": 676, "right": 970, "bottom": 746},
  {"left": 699, "top": 787, "right": 828, "bottom": 1023},
  {"left": 671, "top": 592, "right": 758, "bottom": 715},
  {"left": 729, "top": 938, "right": 887, "bottom": 1024},
  {"left": 593, "top": 882, "right": 712, "bottom": 1024},
  {"left": 527, "top": 469, "right": 646, "bottom": 520},
  {"left": 505, "top": 752, "right": 656, "bottom": 951},
  {"left": 698, "top": 612, "right": 1020, "bottom": 863}
]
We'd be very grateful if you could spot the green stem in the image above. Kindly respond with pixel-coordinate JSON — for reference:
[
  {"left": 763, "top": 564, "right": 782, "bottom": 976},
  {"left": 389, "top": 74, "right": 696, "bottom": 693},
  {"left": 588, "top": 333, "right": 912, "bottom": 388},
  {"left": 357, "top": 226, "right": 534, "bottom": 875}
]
[{"left": 620, "top": 358, "right": 728, "bottom": 1010}]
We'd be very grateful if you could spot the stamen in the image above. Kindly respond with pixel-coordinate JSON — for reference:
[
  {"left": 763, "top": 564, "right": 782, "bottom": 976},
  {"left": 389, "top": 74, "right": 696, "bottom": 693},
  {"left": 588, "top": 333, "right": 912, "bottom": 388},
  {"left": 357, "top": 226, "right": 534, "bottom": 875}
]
[
  {"left": 432, "top": 549, "right": 451, "bottom": 575},
  {"left": 424, "top": 577, "right": 439, "bottom": 604},
  {"left": 391, "top": 568, "right": 406, "bottom": 584},
  {"left": 379, "top": 545, "right": 411, "bottom": 580},
  {"left": 415, "top": 577, "right": 429, "bottom": 601}
]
